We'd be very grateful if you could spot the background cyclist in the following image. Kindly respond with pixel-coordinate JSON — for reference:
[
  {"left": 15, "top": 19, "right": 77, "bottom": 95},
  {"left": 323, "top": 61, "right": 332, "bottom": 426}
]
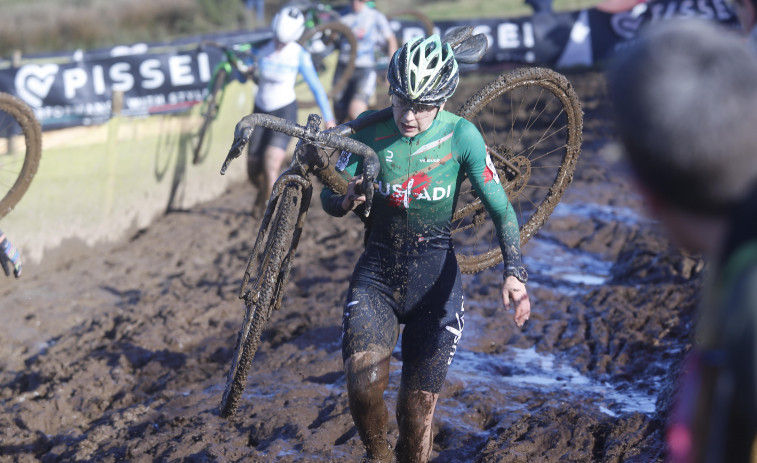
[
  {"left": 321, "top": 34, "right": 530, "bottom": 462},
  {"left": 333, "top": 0, "right": 398, "bottom": 123},
  {"left": 241, "top": 5, "right": 337, "bottom": 215}
]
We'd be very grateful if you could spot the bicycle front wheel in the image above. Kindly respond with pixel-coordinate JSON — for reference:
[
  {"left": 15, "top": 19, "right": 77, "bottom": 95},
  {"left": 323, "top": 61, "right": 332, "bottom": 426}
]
[
  {"left": 453, "top": 67, "right": 583, "bottom": 274},
  {"left": 0, "top": 93, "right": 42, "bottom": 219},
  {"left": 193, "top": 67, "right": 228, "bottom": 165},
  {"left": 219, "top": 182, "right": 305, "bottom": 418},
  {"left": 298, "top": 21, "right": 356, "bottom": 110}
]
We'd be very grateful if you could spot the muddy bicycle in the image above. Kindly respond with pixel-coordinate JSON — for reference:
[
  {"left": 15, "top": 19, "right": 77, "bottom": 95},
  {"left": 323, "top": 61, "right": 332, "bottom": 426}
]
[
  {"left": 0, "top": 92, "right": 42, "bottom": 219},
  {"left": 217, "top": 27, "right": 583, "bottom": 418}
]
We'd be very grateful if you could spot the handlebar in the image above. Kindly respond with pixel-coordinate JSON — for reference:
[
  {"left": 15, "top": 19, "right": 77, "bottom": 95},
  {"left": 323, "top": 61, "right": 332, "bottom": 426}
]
[{"left": 220, "top": 109, "right": 393, "bottom": 217}]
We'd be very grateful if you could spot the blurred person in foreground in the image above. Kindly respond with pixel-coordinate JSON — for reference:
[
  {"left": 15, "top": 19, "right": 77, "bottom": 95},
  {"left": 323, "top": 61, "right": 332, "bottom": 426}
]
[
  {"left": 0, "top": 229, "right": 22, "bottom": 278},
  {"left": 607, "top": 19, "right": 757, "bottom": 462}
]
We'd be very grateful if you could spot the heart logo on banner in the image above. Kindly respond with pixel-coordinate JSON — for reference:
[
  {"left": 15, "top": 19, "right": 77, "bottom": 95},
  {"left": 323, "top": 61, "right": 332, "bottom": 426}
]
[
  {"left": 611, "top": 10, "right": 647, "bottom": 40},
  {"left": 15, "top": 64, "right": 59, "bottom": 107}
]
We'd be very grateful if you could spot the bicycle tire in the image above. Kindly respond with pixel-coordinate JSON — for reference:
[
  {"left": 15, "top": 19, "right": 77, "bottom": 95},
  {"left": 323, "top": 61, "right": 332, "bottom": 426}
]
[
  {"left": 387, "top": 9, "right": 434, "bottom": 37},
  {"left": 220, "top": 183, "right": 304, "bottom": 418},
  {"left": 0, "top": 92, "right": 42, "bottom": 219},
  {"left": 452, "top": 67, "right": 583, "bottom": 274},
  {"left": 298, "top": 21, "right": 356, "bottom": 110},
  {"left": 193, "top": 67, "right": 228, "bottom": 165}
]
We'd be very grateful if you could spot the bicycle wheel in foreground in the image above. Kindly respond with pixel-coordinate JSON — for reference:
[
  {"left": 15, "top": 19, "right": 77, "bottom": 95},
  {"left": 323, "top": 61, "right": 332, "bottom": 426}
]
[
  {"left": 192, "top": 67, "right": 228, "bottom": 165},
  {"left": 452, "top": 67, "right": 583, "bottom": 274},
  {"left": 297, "top": 21, "right": 356, "bottom": 110},
  {"left": 220, "top": 182, "right": 307, "bottom": 418},
  {"left": 0, "top": 93, "right": 42, "bottom": 219}
]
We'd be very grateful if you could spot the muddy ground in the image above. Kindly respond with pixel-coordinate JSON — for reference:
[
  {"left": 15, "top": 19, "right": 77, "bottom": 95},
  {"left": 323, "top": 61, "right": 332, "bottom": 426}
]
[{"left": 0, "top": 70, "right": 703, "bottom": 462}]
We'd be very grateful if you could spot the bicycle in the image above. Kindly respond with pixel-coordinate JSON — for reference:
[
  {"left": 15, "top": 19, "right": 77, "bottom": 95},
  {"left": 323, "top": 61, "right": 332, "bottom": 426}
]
[
  {"left": 0, "top": 92, "right": 42, "bottom": 219},
  {"left": 192, "top": 41, "right": 260, "bottom": 165},
  {"left": 217, "top": 26, "right": 583, "bottom": 417}
]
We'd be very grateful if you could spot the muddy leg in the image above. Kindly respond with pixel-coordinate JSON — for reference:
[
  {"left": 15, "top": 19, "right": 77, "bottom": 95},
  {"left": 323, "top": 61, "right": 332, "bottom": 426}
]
[
  {"left": 394, "top": 386, "right": 439, "bottom": 463},
  {"left": 344, "top": 351, "right": 394, "bottom": 462}
]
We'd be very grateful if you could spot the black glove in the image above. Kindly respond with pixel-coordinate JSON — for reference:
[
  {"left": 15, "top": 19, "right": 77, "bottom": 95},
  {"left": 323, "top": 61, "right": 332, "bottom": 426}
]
[{"left": 0, "top": 231, "right": 22, "bottom": 278}]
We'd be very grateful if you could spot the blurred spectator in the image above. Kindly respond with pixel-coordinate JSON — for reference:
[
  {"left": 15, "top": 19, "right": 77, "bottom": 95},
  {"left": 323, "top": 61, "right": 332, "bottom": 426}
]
[
  {"left": 526, "top": 0, "right": 555, "bottom": 14},
  {"left": 595, "top": 0, "right": 648, "bottom": 14},
  {"left": 0, "top": 229, "right": 22, "bottom": 278},
  {"left": 244, "top": 0, "right": 265, "bottom": 23},
  {"left": 607, "top": 19, "right": 757, "bottom": 462}
]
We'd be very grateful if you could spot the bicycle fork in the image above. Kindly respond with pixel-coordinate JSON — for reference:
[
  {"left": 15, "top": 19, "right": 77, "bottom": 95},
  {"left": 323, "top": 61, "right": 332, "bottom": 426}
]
[{"left": 240, "top": 174, "right": 313, "bottom": 310}]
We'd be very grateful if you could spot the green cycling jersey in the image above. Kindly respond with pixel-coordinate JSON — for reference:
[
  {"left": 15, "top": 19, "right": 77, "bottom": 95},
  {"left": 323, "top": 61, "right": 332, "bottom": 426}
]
[{"left": 320, "top": 109, "right": 523, "bottom": 270}]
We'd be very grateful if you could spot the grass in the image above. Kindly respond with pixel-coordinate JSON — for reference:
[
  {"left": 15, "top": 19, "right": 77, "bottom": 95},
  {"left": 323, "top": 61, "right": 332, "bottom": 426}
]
[{"left": 0, "top": 0, "right": 261, "bottom": 58}]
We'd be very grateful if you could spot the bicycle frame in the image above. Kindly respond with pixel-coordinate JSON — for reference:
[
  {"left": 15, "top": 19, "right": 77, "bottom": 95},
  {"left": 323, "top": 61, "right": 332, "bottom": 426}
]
[
  {"left": 220, "top": 108, "right": 391, "bottom": 303},
  {"left": 198, "top": 42, "right": 255, "bottom": 116}
]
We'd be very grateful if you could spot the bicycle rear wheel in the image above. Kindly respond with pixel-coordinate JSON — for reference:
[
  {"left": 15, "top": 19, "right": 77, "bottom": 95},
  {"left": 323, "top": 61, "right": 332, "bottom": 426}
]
[
  {"left": 193, "top": 67, "right": 228, "bottom": 165},
  {"left": 0, "top": 93, "right": 42, "bottom": 219},
  {"left": 220, "top": 180, "right": 309, "bottom": 418},
  {"left": 387, "top": 9, "right": 434, "bottom": 38},
  {"left": 298, "top": 21, "right": 356, "bottom": 110},
  {"left": 453, "top": 67, "right": 583, "bottom": 274}
]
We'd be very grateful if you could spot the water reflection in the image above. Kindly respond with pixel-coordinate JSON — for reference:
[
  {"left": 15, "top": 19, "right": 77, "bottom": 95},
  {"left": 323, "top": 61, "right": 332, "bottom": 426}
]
[
  {"left": 447, "top": 346, "right": 657, "bottom": 417},
  {"left": 524, "top": 238, "right": 612, "bottom": 286},
  {"left": 550, "top": 201, "right": 647, "bottom": 226}
]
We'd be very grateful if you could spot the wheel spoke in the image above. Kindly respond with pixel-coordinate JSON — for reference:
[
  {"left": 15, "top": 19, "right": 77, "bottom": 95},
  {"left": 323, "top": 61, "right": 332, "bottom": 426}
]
[{"left": 452, "top": 68, "right": 582, "bottom": 273}]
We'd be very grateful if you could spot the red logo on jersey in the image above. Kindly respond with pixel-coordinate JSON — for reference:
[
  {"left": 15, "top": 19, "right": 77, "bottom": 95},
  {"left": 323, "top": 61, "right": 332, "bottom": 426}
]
[
  {"left": 389, "top": 172, "right": 432, "bottom": 208},
  {"left": 483, "top": 153, "right": 501, "bottom": 185}
]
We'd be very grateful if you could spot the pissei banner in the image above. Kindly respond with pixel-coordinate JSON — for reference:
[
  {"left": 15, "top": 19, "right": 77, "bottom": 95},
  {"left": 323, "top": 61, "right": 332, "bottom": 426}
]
[{"left": 0, "top": 2, "right": 739, "bottom": 131}]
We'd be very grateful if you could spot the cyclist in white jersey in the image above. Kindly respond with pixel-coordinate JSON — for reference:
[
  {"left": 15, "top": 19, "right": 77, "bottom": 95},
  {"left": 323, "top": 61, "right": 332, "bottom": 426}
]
[
  {"left": 242, "top": 6, "right": 337, "bottom": 214},
  {"left": 334, "top": 0, "right": 397, "bottom": 123}
]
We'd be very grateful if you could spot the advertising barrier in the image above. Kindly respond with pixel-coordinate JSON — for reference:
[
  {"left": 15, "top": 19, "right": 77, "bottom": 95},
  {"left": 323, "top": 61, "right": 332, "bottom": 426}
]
[{"left": 0, "top": 3, "right": 739, "bottom": 131}]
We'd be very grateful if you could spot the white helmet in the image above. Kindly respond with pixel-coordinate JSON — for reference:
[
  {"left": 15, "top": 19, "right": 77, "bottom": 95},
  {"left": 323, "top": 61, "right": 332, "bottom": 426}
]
[{"left": 272, "top": 6, "right": 306, "bottom": 44}]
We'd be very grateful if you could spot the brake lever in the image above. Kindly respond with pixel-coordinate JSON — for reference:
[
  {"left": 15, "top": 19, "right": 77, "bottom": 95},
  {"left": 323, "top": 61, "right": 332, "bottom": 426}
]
[{"left": 220, "top": 126, "right": 253, "bottom": 175}]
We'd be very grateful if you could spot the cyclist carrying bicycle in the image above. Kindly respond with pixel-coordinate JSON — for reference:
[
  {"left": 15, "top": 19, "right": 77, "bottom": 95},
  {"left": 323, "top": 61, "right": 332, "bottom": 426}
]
[
  {"left": 333, "top": 0, "right": 398, "bottom": 123},
  {"left": 241, "top": 5, "right": 337, "bottom": 214},
  {"left": 320, "top": 34, "right": 530, "bottom": 463}
]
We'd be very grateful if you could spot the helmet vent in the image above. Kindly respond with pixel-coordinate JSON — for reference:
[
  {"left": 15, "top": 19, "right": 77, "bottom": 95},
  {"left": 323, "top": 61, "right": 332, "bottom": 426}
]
[{"left": 386, "top": 34, "right": 459, "bottom": 104}]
